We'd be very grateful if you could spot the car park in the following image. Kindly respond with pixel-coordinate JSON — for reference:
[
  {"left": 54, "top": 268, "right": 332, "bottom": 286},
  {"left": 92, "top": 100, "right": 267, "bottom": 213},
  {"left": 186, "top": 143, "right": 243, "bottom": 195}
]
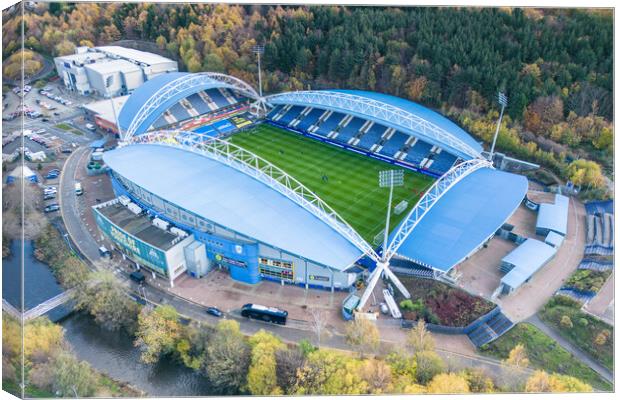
[
  {"left": 206, "top": 307, "right": 223, "bottom": 317},
  {"left": 44, "top": 204, "right": 60, "bottom": 213}
]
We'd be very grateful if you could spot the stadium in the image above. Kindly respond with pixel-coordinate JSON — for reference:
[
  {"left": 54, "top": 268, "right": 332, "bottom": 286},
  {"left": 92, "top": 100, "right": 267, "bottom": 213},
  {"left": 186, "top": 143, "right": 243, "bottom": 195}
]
[{"left": 92, "top": 71, "right": 528, "bottom": 297}]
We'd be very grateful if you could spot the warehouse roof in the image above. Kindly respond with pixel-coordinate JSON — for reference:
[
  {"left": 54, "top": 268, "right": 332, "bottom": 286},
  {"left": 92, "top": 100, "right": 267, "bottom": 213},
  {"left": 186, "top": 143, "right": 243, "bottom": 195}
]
[
  {"left": 392, "top": 168, "right": 528, "bottom": 272},
  {"left": 536, "top": 194, "right": 569, "bottom": 236},
  {"left": 96, "top": 46, "right": 176, "bottom": 66},
  {"left": 84, "top": 59, "right": 141, "bottom": 75},
  {"left": 103, "top": 144, "right": 363, "bottom": 270},
  {"left": 500, "top": 239, "right": 557, "bottom": 290}
]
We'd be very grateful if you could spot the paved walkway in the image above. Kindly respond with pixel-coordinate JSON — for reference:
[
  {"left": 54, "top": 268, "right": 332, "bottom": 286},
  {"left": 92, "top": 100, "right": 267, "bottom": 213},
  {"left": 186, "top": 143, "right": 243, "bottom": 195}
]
[
  {"left": 526, "top": 314, "right": 613, "bottom": 384},
  {"left": 583, "top": 271, "right": 614, "bottom": 326}
]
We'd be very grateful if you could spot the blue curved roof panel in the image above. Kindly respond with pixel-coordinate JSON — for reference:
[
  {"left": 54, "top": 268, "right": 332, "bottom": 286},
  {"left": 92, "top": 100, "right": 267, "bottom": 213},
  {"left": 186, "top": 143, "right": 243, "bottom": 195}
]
[
  {"left": 118, "top": 72, "right": 189, "bottom": 132},
  {"left": 103, "top": 144, "right": 363, "bottom": 270},
  {"left": 333, "top": 90, "right": 483, "bottom": 155},
  {"left": 392, "top": 168, "right": 528, "bottom": 272}
]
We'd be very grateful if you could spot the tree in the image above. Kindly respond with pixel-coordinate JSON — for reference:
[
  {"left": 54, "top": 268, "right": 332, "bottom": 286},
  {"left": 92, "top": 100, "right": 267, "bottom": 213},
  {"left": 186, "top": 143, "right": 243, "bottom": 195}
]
[
  {"left": 567, "top": 159, "right": 605, "bottom": 189},
  {"left": 505, "top": 344, "right": 529, "bottom": 369},
  {"left": 525, "top": 370, "right": 592, "bottom": 393},
  {"left": 427, "top": 373, "right": 470, "bottom": 394},
  {"left": 407, "top": 319, "right": 435, "bottom": 354},
  {"left": 344, "top": 318, "right": 380, "bottom": 359},
  {"left": 245, "top": 330, "right": 284, "bottom": 395},
  {"left": 175, "top": 321, "right": 210, "bottom": 370},
  {"left": 308, "top": 308, "right": 330, "bottom": 347},
  {"left": 204, "top": 320, "right": 250, "bottom": 394},
  {"left": 74, "top": 270, "right": 140, "bottom": 332},
  {"left": 463, "top": 368, "right": 495, "bottom": 393},
  {"left": 275, "top": 347, "right": 305, "bottom": 394},
  {"left": 359, "top": 358, "right": 392, "bottom": 394},
  {"left": 134, "top": 305, "right": 183, "bottom": 364},
  {"left": 49, "top": 350, "right": 98, "bottom": 397},
  {"left": 414, "top": 350, "right": 445, "bottom": 385},
  {"left": 23, "top": 317, "right": 64, "bottom": 365},
  {"left": 293, "top": 349, "right": 368, "bottom": 395}
]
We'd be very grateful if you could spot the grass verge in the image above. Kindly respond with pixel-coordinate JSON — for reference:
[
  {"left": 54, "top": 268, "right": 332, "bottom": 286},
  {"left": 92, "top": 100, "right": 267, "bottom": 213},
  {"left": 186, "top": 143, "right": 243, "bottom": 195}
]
[
  {"left": 539, "top": 295, "right": 613, "bottom": 371},
  {"left": 479, "top": 323, "right": 611, "bottom": 391}
]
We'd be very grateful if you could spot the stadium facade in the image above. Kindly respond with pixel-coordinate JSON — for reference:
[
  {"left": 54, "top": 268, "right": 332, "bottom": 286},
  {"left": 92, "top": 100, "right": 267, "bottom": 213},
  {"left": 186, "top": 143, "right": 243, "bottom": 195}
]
[{"left": 94, "top": 71, "right": 528, "bottom": 290}]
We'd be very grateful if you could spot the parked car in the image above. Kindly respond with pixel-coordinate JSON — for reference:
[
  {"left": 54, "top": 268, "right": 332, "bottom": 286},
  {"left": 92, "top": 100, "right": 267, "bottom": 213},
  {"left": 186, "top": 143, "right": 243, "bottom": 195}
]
[
  {"left": 85, "top": 123, "right": 96, "bottom": 131},
  {"left": 129, "top": 271, "right": 146, "bottom": 284},
  {"left": 45, "top": 172, "right": 59, "bottom": 180},
  {"left": 43, "top": 193, "right": 56, "bottom": 200},
  {"left": 44, "top": 204, "right": 60, "bottom": 213},
  {"left": 206, "top": 307, "right": 223, "bottom": 317},
  {"left": 48, "top": 168, "right": 60, "bottom": 174}
]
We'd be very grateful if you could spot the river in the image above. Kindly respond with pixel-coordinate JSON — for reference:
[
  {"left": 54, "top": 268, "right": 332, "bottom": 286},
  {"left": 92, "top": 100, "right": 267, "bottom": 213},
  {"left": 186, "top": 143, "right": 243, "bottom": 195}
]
[{"left": 3, "top": 240, "right": 212, "bottom": 396}]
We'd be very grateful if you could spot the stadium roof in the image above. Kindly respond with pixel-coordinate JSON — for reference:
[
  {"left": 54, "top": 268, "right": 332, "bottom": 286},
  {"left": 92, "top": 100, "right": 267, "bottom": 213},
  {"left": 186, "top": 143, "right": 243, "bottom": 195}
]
[
  {"left": 265, "top": 89, "right": 483, "bottom": 159},
  {"left": 500, "top": 239, "right": 557, "bottom": 290},
  {"left": 118, "top": 72, "right": 259, "bottom": 137},
  {"left": 536, "top": 194, "right": 569, "bottom": 236},
  {"left": 118, "top": 72, "right": 188, "bottom": 132},
  {"left": 391, "top": 167, "right": 528, "bottom": 272},
  {"left": 335, "top": 90, "right": 482, "bottom": 155},
  {"left": 103, "top": 144, "right": 363, "bottom": 270}
]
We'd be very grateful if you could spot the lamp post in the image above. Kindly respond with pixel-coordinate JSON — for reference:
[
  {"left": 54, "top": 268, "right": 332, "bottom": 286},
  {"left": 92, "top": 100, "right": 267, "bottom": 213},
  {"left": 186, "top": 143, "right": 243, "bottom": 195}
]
[{"left": 489, "top": 92, "right": 508, "bottom": 163}]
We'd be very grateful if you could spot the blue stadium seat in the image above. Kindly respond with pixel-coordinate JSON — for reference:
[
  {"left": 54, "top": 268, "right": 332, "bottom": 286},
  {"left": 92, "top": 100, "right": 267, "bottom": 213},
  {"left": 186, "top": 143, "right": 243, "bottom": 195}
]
[
  {"left": 267, "top": 104, "right": 284, "bottom": 119},
  {"left": 212, "top": 119, "right": 236, "bottom": 133},
  {"left": 428, "top": 151, "right": 457, "bottom": 174},
  {"left": 168, "top": 102, "right": 191, "bottom": 121},
  {"left": 404, "top": 140, "right": 433, "bottom": 165},
  {"left": 357, "top": 123, "right": 387, "bottom": 150},
  {"left": 278, "top": 105, "right": 305, "bottom": 125},
  {"left": 379, "top": 131, "right": 408, "bottom": 156},
  {"left": 206, "top": 88, "right": 230, "bottom": 108},
  {"left": 315, "top": 112, "right": 346, "bottom": 136},
  {"left": 296, "top": 108, "right": 326, "bottom": 131},
  {"left": 186, "top": 93, "right": 211, "bottom": 115},
  {"left": 152, "top": 115, "right": 169, "bottom": 129},
  {"left": 335, "top": 117, "right": 366, "bottom": 143}
]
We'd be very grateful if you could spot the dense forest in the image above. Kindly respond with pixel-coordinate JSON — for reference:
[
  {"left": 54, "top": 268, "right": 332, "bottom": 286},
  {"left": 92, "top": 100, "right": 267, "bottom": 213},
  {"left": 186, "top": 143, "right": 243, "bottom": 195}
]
[{"left": 2, "top": 3, "right": 614, "bottom": 193}]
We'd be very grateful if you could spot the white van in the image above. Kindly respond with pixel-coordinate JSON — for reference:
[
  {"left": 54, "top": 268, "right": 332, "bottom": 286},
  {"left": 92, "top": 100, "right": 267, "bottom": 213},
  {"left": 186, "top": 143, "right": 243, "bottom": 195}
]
[{"left": 75, "top": 182, "right": 83, "bottom": 196}]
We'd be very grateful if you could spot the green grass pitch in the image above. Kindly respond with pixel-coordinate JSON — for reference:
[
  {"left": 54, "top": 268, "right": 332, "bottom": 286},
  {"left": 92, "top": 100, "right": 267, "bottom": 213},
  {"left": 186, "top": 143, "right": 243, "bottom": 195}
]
[{"left": 229, "top": 124, "right": 435, "bottom": 243}]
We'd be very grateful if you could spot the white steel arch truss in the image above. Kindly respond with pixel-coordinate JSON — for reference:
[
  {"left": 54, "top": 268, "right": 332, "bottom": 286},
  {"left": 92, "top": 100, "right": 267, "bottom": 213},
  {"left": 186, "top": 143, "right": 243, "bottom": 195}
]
[
  {"left": 129, "top": 130, "right": 381, "bottom": 262},
  {"left": 356, "top": 158, "right": 492, "bottom": 310},
  {"left": 265, "top": 90, "right": 482, "bottom": 160},
  {"left": 124, "top": 73, "right": 261, "bottom": 140}
]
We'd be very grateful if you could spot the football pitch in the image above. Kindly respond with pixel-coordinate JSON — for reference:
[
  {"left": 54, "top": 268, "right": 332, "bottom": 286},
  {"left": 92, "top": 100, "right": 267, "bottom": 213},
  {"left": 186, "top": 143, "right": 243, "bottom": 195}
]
[{"left": 229, "top": 124, "right": 435, "bottom": 243}]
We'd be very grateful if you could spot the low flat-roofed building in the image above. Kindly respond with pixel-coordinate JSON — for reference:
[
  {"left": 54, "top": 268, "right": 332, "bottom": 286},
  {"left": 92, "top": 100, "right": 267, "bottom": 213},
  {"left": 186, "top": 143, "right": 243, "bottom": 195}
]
[
  {"left": 84, "top": 59, "right": 144, "bottom": 97},
  {"left": 544, "top": 231, "right": 565, "bottom": 248},
  {"left": 536, "top": 194, "right": 569, "bottom": 237},
  {"left": 499, "top": 238, "right": 557, "bottom": 294},
  {"left": 93, "top": 198, "right": 196, "bottom": 286},
  {"left": 82, "top": 95, "right": 130, "bottom": 134}
]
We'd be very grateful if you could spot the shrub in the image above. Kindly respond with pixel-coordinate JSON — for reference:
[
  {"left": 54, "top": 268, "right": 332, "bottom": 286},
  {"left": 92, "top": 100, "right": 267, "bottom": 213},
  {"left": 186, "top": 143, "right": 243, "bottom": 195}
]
[
  {"left": 560, "top": 316, "right": 573, "bottom": 329},
  {"left": 578, "top": 318, "right": 588, "bottom": 327},
  {"left": 400, "top": 299, "right": 415, "bottom": 311}
]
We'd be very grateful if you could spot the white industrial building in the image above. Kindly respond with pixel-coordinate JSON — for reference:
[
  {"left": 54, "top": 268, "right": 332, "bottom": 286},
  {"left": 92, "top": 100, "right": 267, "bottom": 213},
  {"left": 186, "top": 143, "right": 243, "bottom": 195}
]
[{"left": 54, "top": 46, "right": 178, "bottom": 97}]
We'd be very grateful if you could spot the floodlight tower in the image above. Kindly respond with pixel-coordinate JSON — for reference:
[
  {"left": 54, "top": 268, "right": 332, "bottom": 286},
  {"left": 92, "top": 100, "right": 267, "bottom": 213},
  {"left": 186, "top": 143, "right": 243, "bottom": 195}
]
[
  {"left": 357, "top": 170, "right": 411, "bottom": 311},
  {"left": 488, "top": 92, "right": 508, "bottom": 163},
  {"left": 252, "top": 45, "right": 265, "bottom": 97},
  {"left": 250, "top": 44, "right": 268, "bottom": 117}
]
